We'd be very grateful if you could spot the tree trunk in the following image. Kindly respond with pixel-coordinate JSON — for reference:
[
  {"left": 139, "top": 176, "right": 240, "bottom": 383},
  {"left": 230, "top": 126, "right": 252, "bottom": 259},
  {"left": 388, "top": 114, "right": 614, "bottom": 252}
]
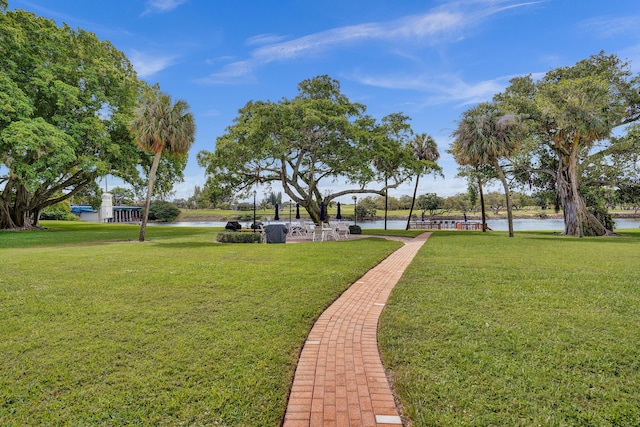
[
  {"left": 495, "top": 163, "right": 514, "bottom": 237},
  {"left": 384, "top": 176, "right": 388, "bottom": 230},
  {"left": 557, "top": 153, "right": 607, "bottom": 237},
  {"left": 139, "top": 151, "right": 162, "bottom": 242},
  {"left": 1, "top": 182, "right": 45, "bottom": 230},
  {"left": 406, "top": 175, "right": 420, "bottom": 230},
  {"left": 13, "top": 183, "right": 34, "bottom": 229},
  {"left": 31, "top": 207, "right": 42, "bottom": 228},
  {"left": 0, "top": 199, "right": 17, "bottom": 229},
  {"left": 478, "top": 177, "right": 487, "bottom": 232},
  {"left": 301, "top": 199, "right": 321, "bottom": 225}
]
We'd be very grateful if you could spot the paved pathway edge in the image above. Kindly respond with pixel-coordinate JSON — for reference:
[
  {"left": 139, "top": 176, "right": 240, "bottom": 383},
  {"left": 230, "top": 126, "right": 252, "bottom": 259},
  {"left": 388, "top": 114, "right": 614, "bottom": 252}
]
[{"left": 283, "top": 232, "right": 432, "bottom": 427}]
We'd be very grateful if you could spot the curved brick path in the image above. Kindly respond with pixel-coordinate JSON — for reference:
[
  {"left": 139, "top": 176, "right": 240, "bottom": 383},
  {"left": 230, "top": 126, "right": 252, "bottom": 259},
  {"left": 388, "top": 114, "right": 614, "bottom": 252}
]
[{"left": 283, "top": 232, "right": 431, "bottom": 427}]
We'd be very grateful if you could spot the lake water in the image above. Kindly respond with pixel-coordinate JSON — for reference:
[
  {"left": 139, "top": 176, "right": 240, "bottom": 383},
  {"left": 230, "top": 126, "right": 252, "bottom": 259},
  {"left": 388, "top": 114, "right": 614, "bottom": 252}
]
[
  {"left": 157, "top": 218, "right": 640, "bottom": 231},
  {"left": 358, "top": 218, "right": 640, "bottom": 231}
]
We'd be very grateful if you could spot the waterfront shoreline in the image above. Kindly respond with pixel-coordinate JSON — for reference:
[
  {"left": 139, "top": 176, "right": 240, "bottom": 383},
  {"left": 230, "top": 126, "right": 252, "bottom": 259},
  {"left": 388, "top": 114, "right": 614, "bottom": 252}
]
[{"left": 176, "top": 211, "right": 640, "bottom": 223}]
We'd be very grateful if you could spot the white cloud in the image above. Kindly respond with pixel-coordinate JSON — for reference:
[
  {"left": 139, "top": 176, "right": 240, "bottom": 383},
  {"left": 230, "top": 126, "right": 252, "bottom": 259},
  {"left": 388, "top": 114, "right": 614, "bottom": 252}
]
[
  {"left": 129, "top": 49, "right": 178, "bottom": 78},
  {"left": 351, "top": 72, "right": 511, "bottom": 106},
  {"left": 579, "top": 16, "right": 640, "bottom": 39},
  {"left": 200, "top": 0, "right": 541, "bottom": 84},
  {"left": 246, "top": 33, "right": 290, "bottom": 46},
  {"left": 142, "top": 0, "right": 188, "bottom": 15}
]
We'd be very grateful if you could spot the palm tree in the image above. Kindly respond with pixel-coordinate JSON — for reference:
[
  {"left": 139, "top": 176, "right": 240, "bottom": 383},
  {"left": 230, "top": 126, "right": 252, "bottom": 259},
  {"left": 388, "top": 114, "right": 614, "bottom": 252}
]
[
  {"left": 406, "top": 133, "right": 440, "bottom": 230},
  {"left": 451, "top": 103, "right": 522, "bottom": 237},
  {"left": 131, "top": 87, "right": 195, "bottom": 242}
]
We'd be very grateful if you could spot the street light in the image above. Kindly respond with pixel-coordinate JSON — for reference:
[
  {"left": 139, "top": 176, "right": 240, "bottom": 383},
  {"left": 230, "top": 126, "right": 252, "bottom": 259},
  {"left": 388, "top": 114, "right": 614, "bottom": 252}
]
[
  {"left": 289, "top": 199, "right": 292, "bottom": 225},
  {"left": 352, "top": 195, "right": 357, "bottom": 227},
  {"left": 253, "top": 190, "right": 257, "bottom": 233}
]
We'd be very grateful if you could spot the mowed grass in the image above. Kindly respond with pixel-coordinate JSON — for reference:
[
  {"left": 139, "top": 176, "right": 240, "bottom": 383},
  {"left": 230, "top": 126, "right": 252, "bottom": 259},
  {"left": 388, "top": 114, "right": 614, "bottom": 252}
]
[
  {"left": 379, "top": 229, "right": 640, "bottom": 426},
  {"left": 0, "top": 221, "right": 402, "bottom": 426}
]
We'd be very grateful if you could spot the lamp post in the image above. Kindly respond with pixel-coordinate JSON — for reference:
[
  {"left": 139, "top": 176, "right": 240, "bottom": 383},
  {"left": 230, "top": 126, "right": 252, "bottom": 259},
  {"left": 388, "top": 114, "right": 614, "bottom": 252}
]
[
  {"left": 252, "top": 190, "right": 257, "bottom": 233},
  {"left": 289, "top": 199, "right": 292, "bottom": 225},
  {"left": 352, "top": 195, "right": 357, "bottom": 227}
]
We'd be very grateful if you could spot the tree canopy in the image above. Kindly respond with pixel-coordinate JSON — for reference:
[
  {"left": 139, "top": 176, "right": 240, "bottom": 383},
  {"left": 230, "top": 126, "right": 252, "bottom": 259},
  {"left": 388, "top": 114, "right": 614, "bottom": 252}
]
[
  {"left": 450, "top": 52, "right": 640, "bottom": 236},
  {"left": 406, "top": 133, "right": 441, "bottom": 229},
  {"left": 198, "top": 75, "right": 425, "bottom": 223},
  {"left": 503, "top": 53, "right": 640, "bottom": 236},
  {"left": 0, "top": 8, "right": 142, "bottom": 229},
  {"left": 451, "top": 102, "right": 523, "bottom": 237}
]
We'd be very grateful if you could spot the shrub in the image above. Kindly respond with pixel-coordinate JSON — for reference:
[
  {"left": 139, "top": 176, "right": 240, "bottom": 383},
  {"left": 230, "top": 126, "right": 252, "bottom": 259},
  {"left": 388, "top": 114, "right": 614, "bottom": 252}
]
[
  {"left": 589, "top": 205, "right": 615, "bottom": 231},
  {"left": 148, "top": 201, "right": 180, "bottom": 222},
  {"left": 349, "top": 225, "right": 362, "bottom": 234},
  {"left": 236, "top": 202, "right": 253, "bottom": 211},
  {"left": 216, "top": 231, "right": 263, "bottom": 243},
  {"left": 40, "top": 200, "right": 77, "bottom": 221}
]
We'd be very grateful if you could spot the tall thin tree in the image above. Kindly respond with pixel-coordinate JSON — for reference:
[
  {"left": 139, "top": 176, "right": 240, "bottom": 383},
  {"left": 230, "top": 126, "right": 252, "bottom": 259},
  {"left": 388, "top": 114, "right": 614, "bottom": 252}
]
[
  {"left": 131, "top": 87, "right": 195, "bottom": 242},
  {"left": 451, "top": 103, "right": 522, "bottom": 237},
  {"left": 406, "top": 133, "right": 440, "bottom": 230}
]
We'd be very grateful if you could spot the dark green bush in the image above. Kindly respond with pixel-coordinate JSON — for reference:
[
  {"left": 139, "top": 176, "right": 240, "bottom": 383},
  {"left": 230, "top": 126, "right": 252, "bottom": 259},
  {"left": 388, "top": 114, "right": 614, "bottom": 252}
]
[
  {"left": 349, "top": 225, "right": 362, "bottom": 234},
  {"left": 40, "top": 201, "right": 77, "bottom": 221},
  {"left": 148, "top": 201, "right": 180, "bottom": 222},
  {"left": 589, "top": 205, "right": 615, "bottom": 231},
  {"left": 216, "top": 231, "right": 263, "bottom": 243},
  {"left": 236, "top": 202, "right": 253, "bottom": 211}
]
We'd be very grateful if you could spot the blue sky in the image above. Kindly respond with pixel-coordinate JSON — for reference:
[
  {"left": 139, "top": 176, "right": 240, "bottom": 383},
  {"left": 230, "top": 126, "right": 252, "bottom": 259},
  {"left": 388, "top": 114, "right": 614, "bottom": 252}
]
[{"left": 9, "top": 0, "right": 640, "bottom": 202}]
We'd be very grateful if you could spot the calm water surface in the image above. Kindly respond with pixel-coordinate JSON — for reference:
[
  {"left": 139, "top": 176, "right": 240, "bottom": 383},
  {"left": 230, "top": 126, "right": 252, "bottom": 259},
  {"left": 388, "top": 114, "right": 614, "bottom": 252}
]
[{"left": 160, "top": 218, "right": 640, "bottom": 231}]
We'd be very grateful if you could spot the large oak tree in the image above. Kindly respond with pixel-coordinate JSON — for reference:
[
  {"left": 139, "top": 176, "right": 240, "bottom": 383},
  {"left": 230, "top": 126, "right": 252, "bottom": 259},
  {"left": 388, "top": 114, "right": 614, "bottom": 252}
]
[
  {"left": 198, "top": 75, "right": 421, "bottom": 224},
  {"left": 0, "top": 8, "right": 141, "bottom": 229},
  {"left": 496, "top": 53, "right": 640, "bottom": 236}
]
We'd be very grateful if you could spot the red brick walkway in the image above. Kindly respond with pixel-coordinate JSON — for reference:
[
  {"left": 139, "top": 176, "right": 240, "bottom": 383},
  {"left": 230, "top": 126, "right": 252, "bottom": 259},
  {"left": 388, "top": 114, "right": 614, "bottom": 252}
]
[{"left": 283, "top": 233, "right": 431, "bottom": 427}]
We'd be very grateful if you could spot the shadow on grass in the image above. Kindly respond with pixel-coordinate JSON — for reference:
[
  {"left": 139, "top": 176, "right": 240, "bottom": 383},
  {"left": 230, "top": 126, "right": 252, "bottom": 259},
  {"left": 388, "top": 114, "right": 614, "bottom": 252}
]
[{"left": 520, "top": 229, "right": 640, "bottom": 244}]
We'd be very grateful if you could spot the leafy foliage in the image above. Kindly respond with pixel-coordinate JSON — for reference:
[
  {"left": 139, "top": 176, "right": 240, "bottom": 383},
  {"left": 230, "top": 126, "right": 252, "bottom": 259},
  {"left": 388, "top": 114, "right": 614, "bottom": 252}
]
[
  {"left": 416, "top": 193, "right": 444, "bottom": 216},
  {"left": 109, "top": 186, "right": 135, "bottom": 206},
  {"left": 406, "top": 133, "right": 441, "bottom": 229},
  {"left": 215, "top": 231, "right": 263, "bottom": 243},
  {"left": 198, "top": 75, "right": 425, "bottom": 223},
  {"left": 147, "top": 200, "right": 180, "bottom": 222},
  {"left": 451, "top": 102, "right": 524, "bottom": 236},
  {"left": 495, "top": 52, "right": 640, "bottom": 236},
  {"left": 40, "top": 198, "right": 76, "bottom": 221},
  {"left": 130, "top": 86, "right": 195, "bottom": 240},
  {"left": 0, "top": 8, "right": 141, "bottom": 229}
]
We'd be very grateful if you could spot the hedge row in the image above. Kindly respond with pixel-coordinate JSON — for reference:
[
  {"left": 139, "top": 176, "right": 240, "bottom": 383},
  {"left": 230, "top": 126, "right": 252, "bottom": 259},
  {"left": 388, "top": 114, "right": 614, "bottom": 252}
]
[{"left": 216, "top": 231, "right": 263, "bottom": 243}]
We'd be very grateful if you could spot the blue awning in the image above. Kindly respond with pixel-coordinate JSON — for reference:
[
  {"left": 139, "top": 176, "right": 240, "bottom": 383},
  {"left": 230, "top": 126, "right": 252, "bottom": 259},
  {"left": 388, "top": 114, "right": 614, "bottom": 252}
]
[{"left": 70, "top": 205, "right": 97, "bottom": 213}]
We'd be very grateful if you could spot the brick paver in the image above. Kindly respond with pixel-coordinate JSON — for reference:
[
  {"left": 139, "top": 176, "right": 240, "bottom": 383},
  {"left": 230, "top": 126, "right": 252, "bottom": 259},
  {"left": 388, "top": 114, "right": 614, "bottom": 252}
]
[{"left": 283, "top": 233, "right": 431, "bottom": 426}]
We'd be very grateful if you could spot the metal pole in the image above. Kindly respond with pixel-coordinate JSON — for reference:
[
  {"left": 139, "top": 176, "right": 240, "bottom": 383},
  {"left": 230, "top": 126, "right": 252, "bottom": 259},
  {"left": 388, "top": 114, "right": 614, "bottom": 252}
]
[
  {"left": 253, "top": 190, "right": 257, "bottom": 233},
  {"left": 352, "top": 195, "right": 357, "bottom": 227}
]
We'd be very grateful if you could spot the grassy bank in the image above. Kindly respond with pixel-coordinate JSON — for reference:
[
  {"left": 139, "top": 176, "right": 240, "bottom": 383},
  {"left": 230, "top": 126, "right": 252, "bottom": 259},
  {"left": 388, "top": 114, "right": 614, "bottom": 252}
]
[
  {"left": 4, "top": 222, "right": 639, "bottom": 425},
  {"left": 0, "top": 222, "right": 401, "bottom": 426},
  {"left": 177, "top": 207, "right": 640, "bottom": 223},
  {"left": 379, "top": 230, "right": 640, "bottom": 426}
]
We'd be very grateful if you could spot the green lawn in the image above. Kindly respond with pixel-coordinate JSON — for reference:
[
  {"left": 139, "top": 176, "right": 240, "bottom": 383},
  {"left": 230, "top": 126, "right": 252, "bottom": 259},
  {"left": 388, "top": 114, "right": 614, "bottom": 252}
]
[
  {"left": 0, "top": 221, "right": 401, "bottom": 426},
  {"left": 379, "top": 230, "right": 640, "bottom": 426},
  {"left": 3, "top": 223, "right": 639, "bottom": 426}
]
